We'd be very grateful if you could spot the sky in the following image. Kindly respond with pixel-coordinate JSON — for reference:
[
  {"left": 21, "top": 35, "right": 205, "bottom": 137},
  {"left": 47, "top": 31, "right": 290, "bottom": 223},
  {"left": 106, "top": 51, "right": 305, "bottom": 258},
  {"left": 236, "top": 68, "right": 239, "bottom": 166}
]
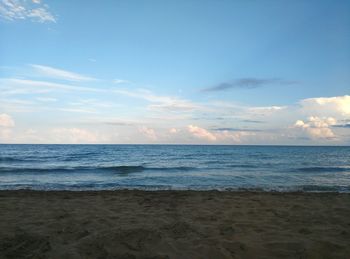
[{"left": 0, "top": 0, "right": 349, "bottom": 144}]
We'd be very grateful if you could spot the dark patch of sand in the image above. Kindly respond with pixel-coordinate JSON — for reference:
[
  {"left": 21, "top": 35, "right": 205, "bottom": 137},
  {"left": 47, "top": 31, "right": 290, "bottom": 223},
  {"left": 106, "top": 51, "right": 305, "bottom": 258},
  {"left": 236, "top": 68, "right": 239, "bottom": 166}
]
[{"left": 0, "top": 190, "right": 349, "bottom": 258}]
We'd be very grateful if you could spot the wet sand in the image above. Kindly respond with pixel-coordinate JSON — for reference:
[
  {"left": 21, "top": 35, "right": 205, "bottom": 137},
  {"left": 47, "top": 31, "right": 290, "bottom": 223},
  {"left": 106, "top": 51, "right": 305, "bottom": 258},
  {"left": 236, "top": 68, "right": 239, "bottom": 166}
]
[{"left": 0, "top": 190, "right": 349, "bottom": 258}]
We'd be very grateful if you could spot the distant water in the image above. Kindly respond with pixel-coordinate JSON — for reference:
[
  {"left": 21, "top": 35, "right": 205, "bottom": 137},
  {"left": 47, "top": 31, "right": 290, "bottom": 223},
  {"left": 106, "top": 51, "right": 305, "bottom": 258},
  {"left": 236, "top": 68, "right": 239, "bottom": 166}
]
[{"left": 0, "top": 144, "right": 350, "bottom": 192}]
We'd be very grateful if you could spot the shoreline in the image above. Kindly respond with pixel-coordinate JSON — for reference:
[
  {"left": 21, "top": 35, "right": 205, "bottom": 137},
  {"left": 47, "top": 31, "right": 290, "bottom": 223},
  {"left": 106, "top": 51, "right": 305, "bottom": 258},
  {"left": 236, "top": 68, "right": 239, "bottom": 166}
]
[
  {"left": 0, "top": 188, "right": 349, "bottom": 193},
  {"left": 1, "top": 190, "right": 349, "bottom": 258}
]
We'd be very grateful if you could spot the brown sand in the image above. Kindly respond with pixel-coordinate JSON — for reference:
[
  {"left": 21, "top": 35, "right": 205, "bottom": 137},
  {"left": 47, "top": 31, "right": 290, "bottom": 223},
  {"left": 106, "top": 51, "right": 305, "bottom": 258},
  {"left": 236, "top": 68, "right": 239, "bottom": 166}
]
[{"left": 0, "top": 191, "right": 349, "bottom": 259}]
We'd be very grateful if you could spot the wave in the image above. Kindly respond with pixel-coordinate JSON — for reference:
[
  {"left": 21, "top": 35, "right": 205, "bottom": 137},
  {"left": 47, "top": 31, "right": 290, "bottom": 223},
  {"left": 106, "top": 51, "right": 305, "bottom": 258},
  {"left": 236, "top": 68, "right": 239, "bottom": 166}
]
[
  {"left": 294, "top": 166, "right": 350, "bottom": 173},
  {"left": 0, "top": 184, "right": 349, "bottom": 193},
  {"left": 0, "top": 165, "right": 197, "bottom": 174},
  {"left": 0, "top": 157, "right": 20, "bottom": 162}
]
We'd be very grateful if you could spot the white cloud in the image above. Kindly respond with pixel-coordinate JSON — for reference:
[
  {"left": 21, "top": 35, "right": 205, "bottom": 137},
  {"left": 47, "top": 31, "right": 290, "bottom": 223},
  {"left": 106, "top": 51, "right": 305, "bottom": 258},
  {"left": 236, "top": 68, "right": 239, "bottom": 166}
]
[
  {"left": 113, "top": 79, "right": 130, "bottom": 84},
  {"left": 300, "top": 95, "right": 350, "bottom": 116},
  {"left": 0, "top": 78, "right": 101, "bottom": 94},
  {"left": 188, "top": 125, "right": 217, "bottom": 141},
  {"left": 294, "top": 116, "right": 337, "bottom": 139},
  {"left": 114, "top": 89, "right": 199, "bottom": 112},
  {"left": 169, "top": 128, "right": 178, "bottom": 134},
  {"left": 36, "top": 97, "right": 57, "bottom": 102},
  {"left": 216, "top": 130, "right": 255, "bottom": 143},
  {"left": 0, "top": 0, "right": 56, "bottom": 23},
  {"left": 58, "top": 108, "right": 98, "bottom": 114},
  {"left": 0, "top": 113, "right": 14, "bottom": 142},
  {"left": 31, "top": 64, "right": 95, "bottom": 82},
  {"left": 51, "top": 128, "right": 99, "bottom": 144},
  {"left": 0, "top": 113, "right": 14, "bottom": 127},
  {"left": 187, "top": 125, "right": 255, "bottom": 143},
  {"left": 0, "top": 128, "right": 12, "bottom": 140},
  {"left": 138, "top": 126, "right": 157, "bottom": 140},
  {"left": 247, "top": 106, "right": 286, "bottom": 116}
]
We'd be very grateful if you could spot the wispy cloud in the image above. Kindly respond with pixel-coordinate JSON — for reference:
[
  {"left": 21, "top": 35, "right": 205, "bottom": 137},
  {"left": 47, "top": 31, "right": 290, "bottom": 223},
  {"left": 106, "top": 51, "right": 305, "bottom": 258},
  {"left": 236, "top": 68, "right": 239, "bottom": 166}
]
[
  {"left": 36, "top": 97, "right": 57, "bottom": 102},
  {"left": 113, "top": 79, "right": 130, "bottom": 84},
  {"left": 0, "top": 0, "right": 56, "bottom": 23},
  {"left": 202, "top": 78, "right": 297, "bottom": 92},
  {"left": 30, "top": 64, "right": 95, "bottom": 82},
  {"left": 212, "top": 127, "right": 262, "bottom": 132},
  {"left": 114, "top": 89, "right": 199, "bottom": 112},
  {"left": 58, "top": 108, "right": 98, "bottom": 114},
  {"left": 241, "top": 119, "right": 265, "bottom": 123},
  {"left": 0, "top": 78, "right": 101, "bottom": 94}
]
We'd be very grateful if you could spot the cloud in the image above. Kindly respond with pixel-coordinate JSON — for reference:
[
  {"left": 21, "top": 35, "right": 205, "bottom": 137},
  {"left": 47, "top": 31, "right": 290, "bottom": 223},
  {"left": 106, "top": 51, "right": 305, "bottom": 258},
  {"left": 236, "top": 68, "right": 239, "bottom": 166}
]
[
  {"left": 51, "top": 128, "right": 99, "bottom": 144},
  {"left": 215, "top": 130, "right": 255, "bottom": 143},
  {"left": 31, "top": 64, "right": 95, "bottom": 82},
  {"left": 187, "top": 125, "right": 255, "bottom": 143},
  {"left": 114, "top": 89, "right": 199, "bottom": 112},
  {"left": 247, "top": 106, "right": 286, "bottom": 116},
  {"left": 0, "top": 113, "right": 14, "bottom": 142},
  {"left": 188, "top": 125, "right": 217, "bottom": 141},
  {"left": 139, "top": 126, "right": 157, "bottom": 140},
  {"left": 0, "top": 0, "right": 56, "bottom": 23},
  {"left": 0, "top": 113, "right": 14, "bottom": 127},
  {"left": 333, "top": 123, "right": 350, "bottom": 128},
  {"left": 300, "top": 95, "right": 350, "bottom": 116},
  {"left": 241, "top": 119, "right": 265, "bottom": 123},
  {"left": 113, "top": 79, "right": 130, "bottom": 84},
  {"left": 202, "top": 78, "right": 296, "bottom": 92},
  {"left": 0, "top": 78, "right": 101, "bottom": 94},
  {"left": 169, "top": 128, "right": 178, "bottom": 134},
  {"left": 36, "top": 97, "right": 57, "bottom": 102},
  {"left": 294, "top": 116, "right": 337, "bottom": 139},
  {"left": 58, "top": 108, "right": 98, "bottom": 114},
  {"left": 212, "top": 127, "right": 261, "bottom": 132}
]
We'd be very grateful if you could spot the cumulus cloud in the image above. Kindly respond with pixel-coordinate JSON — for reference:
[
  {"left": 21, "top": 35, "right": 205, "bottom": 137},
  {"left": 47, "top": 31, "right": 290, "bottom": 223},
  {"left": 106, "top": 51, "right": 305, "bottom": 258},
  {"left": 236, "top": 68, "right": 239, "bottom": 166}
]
[
  {"left": 294, "top": 116, "right": 337, "bottom": 139},
  {"left": 139, "top": 126, "right": 157, "bottom": 140},
  {"left": 169, "top": 128, "right": 178, "bottom": 134},
  {"left": 0, "top": 113, "right": 14, "bottom": 127},
  {"left": 300, "top": 95, "right": 350, "bottom": 116},
  {"left": 51, "top": 128, "right": 99, "bottom": 144},
  {"left": 202, "top": 78, "right": 297, "bottom": 92},
  {"left": 188, "top": 125, "right": 217, "bottom": 141},
  {"left": 0, "top": 0, "right": 56, "bottom": 23},
  {"left": 31, "top": 65, "right": 95, "bottom": 82},
  {"left": 187, "top": 125, "right": 254, "bottom": 143}
]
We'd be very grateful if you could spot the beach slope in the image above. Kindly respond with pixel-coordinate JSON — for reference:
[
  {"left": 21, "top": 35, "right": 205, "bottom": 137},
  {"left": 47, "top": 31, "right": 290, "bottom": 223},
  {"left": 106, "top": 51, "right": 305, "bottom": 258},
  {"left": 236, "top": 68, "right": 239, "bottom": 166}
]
[{"left": 0, "top": 190, "right": 349, "bottom": 258}]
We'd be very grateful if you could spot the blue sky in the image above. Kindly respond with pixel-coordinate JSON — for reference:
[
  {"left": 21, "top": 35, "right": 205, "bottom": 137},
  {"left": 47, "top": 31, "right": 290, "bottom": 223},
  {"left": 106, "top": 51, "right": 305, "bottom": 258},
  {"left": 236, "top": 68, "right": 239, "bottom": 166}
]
[{"left": 0, "top": 0, "right": 349, "bottom": 144}]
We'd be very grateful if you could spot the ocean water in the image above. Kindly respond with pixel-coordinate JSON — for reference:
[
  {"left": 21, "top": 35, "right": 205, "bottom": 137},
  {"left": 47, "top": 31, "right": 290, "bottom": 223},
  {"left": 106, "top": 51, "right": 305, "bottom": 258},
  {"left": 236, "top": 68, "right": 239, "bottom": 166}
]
[{"left": 0, "top": 144, "right": 349, "bottom": 192}]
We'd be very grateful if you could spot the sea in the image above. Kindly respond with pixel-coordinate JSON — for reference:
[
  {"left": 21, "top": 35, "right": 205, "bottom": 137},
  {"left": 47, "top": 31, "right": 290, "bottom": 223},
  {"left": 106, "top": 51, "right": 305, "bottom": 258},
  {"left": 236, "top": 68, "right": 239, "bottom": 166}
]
[{"left": 0, "top": 144, "right": 349, "bottom": 192}]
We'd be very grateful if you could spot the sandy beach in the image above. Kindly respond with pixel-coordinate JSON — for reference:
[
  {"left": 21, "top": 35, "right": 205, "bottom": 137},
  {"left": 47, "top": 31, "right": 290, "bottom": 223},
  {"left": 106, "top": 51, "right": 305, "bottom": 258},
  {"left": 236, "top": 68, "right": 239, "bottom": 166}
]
[{"left": 0, "top": 190, "right": 349, "bottom": 258}]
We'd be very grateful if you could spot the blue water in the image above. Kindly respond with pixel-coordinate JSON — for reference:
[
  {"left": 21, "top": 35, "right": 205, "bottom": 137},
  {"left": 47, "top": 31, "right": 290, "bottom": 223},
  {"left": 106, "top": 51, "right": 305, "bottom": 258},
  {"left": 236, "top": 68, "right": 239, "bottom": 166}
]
[{"left": 0, "top": 144, "right": 350, "bottom": 192}]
